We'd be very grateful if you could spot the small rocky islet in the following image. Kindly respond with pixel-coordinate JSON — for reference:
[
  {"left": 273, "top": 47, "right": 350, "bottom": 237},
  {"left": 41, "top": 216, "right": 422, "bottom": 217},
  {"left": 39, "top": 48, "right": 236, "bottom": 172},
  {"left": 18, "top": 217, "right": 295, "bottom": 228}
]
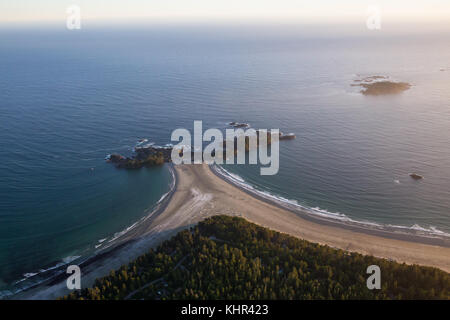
[
  {"left": 409, "top": 173, "right": 424, "bottom": 180},
  {"left": 352, "top": 75, "right": 411, "bottom": 96},
  {"left": 228, "top": 122, "right": 250, "bottom": 128}
]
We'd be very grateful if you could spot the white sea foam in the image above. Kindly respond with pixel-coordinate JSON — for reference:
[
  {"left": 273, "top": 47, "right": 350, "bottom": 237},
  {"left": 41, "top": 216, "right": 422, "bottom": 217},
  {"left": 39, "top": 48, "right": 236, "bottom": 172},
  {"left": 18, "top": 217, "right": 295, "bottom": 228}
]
[
  {"left": 38, "top": 262, "right": 65, "bottom": 273},
  {"left": 23, "top": 273, "right": 38, "bottom": 278},
  {"left": 62, "top": 256, "right": 81, "bottom": 264},
  {"left": 108, "top": 222, "right": 139, "bottom": 243},
  {"left": 140, "top": 142, "right": 155, "bottom": 148},
  {"left": 227, "top": 172, "right": 246, "bottom": 183},
  {"left": 31, "top": 256, "right": 80, "bottom": 275},
  {"left": 387, "top": 224, "right": 450, "bottom": 238},
  {"left": 136, "top": 139, "right": 148, "bottom": 145},
  {"left": 158, "top": 191, "right": 170, "bottom": 204},
  {"left": 5, "top": 254, "right": 84, "bottom": 298}
]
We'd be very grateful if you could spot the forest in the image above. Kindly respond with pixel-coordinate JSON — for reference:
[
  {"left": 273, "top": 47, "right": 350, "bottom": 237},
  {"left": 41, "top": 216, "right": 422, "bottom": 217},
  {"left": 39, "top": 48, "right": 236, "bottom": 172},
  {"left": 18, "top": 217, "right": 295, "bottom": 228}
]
[{"left": 63, "top": 215, "right": 450, "bottom": 300}]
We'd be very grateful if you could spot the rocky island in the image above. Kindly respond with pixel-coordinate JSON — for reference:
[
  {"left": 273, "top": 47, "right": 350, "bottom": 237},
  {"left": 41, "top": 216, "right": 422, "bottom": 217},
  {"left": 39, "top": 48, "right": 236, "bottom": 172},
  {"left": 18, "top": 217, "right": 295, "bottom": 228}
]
[
  {"left": 352, "top": 76, "right": 411, "bottom": 96},
  {"left": 107, "top": 146, "right": 171, "bottom": 169}
]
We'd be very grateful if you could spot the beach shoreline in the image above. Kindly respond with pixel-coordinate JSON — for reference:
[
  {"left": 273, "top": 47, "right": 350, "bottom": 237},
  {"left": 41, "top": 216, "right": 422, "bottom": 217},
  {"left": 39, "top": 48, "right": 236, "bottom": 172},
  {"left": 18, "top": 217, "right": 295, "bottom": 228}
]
[
  {"left": 12, "top": 163, "right": 450, "bottom": 299},
  {"left": 211, "top": 165, "right": 450, "bottom": 247}
]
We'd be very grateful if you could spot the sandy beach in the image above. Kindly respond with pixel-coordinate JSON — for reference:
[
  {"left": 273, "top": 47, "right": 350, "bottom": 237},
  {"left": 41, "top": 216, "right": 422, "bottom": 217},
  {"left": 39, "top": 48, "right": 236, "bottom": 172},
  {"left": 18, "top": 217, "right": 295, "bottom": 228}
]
[{"left": 15, "top": 163, "right": 450, "bottom": 299}]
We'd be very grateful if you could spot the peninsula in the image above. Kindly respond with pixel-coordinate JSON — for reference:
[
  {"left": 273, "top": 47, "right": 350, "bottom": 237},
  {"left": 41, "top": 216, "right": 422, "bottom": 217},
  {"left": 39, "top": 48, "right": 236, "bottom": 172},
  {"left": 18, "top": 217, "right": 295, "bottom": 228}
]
[{"left": 16, "top": 164, "right": 450, "bottom": 300}]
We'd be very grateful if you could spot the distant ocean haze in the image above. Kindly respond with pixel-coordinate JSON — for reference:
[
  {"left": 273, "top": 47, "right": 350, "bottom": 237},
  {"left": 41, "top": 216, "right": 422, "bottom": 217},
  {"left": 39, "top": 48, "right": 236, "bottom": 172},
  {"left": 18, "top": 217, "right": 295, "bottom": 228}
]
[{"left": 1, "top": 25, "right": 450, "bottom": 296}]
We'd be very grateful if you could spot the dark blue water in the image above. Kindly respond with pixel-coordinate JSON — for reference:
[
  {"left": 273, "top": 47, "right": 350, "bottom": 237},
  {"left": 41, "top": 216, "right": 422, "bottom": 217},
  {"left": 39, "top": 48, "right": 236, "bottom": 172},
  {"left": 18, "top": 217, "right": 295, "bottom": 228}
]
[{"left": 1, "top": 25, "right": 450, "bottom": 295}]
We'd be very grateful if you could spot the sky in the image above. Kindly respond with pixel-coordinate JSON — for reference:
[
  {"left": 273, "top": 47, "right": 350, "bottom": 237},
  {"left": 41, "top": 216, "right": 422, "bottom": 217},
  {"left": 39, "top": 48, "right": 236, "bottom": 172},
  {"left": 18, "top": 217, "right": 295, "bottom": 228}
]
[{"left": 1, "top": 0, "right": 450, "bottom": 24}]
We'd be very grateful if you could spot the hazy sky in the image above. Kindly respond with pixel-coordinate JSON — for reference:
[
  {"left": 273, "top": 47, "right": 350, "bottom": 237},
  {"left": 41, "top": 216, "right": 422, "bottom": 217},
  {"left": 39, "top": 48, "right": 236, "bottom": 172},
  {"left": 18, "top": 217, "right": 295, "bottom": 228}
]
[{"left": 1, "top": 0, "right": 450, "bottom": 23}]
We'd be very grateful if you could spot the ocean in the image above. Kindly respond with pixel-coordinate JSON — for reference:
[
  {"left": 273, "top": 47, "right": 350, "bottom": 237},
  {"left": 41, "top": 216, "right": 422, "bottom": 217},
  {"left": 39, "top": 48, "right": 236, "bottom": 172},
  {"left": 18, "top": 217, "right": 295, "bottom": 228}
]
[{"left": 1, "top": 24, "right": 450, "bottom": 296}]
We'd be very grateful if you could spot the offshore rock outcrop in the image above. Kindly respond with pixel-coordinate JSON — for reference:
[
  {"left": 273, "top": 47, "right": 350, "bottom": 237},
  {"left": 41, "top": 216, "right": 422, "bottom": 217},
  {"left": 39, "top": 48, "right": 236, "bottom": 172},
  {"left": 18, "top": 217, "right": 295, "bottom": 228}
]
[
  {"left": 279, "top": 132, "right": 296, "bottom": 140},
  {"left": 352, "top": 76, "right": 411, "bottom": 96},
  {"left": 107, "top": 146, "right": 171, "bottom": 169},
  {"left": 228, "top": 122, "right": 250, "bottom": 128},
  {"left": 409, "top": 173, "right": 423, "bottom": 180}
]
